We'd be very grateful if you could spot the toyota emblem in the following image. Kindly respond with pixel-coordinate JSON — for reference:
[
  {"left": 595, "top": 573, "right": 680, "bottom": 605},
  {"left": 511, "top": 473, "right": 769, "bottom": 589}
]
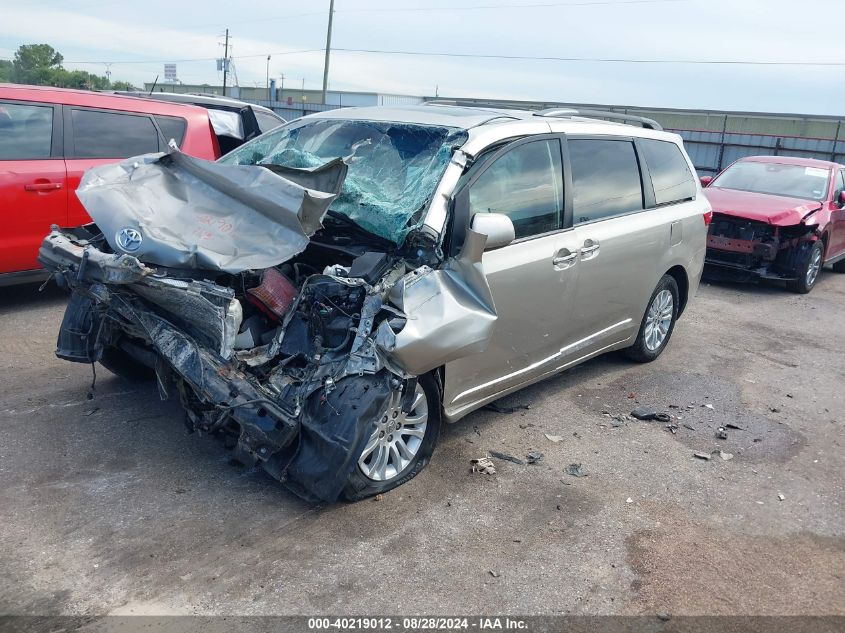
[{"left": 115, "top": 227, "right": 143, "bottom": 252}]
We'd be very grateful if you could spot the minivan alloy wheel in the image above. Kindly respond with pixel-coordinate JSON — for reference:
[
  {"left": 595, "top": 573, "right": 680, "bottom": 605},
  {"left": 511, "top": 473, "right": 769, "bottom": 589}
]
[
  {"left": 358, "top": 383, "right": 428, "bottom": 482},
  {"left": 644, "top": 289, "right": 674, "bottom": 351}
]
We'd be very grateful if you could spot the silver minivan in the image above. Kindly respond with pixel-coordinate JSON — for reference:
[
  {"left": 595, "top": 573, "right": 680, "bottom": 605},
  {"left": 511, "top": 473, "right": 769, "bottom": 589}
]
[{"left": 40, "top": 104, "right": 709, "bottom": 502}]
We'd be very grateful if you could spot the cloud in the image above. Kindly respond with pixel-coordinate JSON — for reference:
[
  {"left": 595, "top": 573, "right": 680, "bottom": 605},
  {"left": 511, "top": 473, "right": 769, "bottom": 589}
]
[{"left": 1, "top": 0, "right": 844, "bottom": 113}]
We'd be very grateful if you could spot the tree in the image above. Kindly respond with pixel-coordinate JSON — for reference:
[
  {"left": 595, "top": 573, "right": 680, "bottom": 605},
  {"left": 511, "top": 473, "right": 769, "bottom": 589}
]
[
  {"left": 0, "top": 59, "right": 12, "bottom": 82},
  {"left": 5, "top": 44, "right": 135, "bottom": 90},
  {"left": 13, "top": 44, "right": 63, "bottom": 84}
]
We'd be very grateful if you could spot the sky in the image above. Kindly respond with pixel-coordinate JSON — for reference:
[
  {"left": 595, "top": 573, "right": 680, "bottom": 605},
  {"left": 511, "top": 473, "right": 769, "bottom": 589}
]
[{"left": 1, "top": 0, "right": 843, "bottom": 115}]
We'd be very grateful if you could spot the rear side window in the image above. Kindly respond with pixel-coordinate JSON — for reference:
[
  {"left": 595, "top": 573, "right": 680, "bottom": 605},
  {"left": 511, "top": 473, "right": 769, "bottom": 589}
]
[
  {"left": 469, "top": 139, "right": 564, "bottom": 239},
  {"left": 255, "top": 110, "right": 283, "bottom": 133},
  {"left": 70, "top": 109, "right": 159, "bottom": 158},
  {"left": 0, "top": 102, "right": 53, "bottom": 159},
  {"left": 569, "top": 139, "right": 643, "bottom": 224},
  {"left": 154, "top": 115, "right": 187, "bottom": 147},
  {"left": 639, "top": 138, "right": 696, "bottom": 205}
]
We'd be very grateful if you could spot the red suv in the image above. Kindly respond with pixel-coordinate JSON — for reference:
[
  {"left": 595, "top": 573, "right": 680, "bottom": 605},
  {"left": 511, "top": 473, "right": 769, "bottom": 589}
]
[
  {"left": 0, "top": 84, "right": 221, "bottom": 284},
  {"left": 703, "top": 156, "right": 845, "bottom": 293}
]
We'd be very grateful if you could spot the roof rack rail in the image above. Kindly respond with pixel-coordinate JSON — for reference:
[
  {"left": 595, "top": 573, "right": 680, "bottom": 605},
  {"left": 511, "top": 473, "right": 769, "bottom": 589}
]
[
  {"left": 533, "top": 107, "right": 663, "bottom": 131},
  {"left": 423, "top": 100, "right": 458, "bottom": 106}
]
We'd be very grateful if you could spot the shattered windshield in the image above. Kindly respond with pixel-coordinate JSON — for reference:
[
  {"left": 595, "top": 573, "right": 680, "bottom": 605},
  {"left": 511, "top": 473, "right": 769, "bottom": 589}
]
[
  {"left": 712, "top": 161, "right": 831, "bottom": 201},
  {"left": 220, "top": 118, "right": 468, "bottom": 244}
]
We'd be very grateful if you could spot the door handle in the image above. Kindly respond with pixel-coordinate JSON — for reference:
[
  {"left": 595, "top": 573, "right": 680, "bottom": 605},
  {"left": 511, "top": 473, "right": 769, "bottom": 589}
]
[
  {"left": 25, "top": 182, "right": 63, "bottom": 192},
  {"left": 580, "top": 241, "right": 600, "bottom": 260},
  {"left": 552, "top": 251, "right": 577, "bottom": 269}
]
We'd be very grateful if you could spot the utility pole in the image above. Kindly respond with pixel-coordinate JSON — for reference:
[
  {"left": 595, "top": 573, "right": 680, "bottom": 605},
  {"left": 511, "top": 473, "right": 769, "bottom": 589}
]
[
  {"left": 266, "top": 55, "right": 271, "bottom": 101},
  {"left": 222, "top": 28, "right": 229, "bottom": 96},
  {"left": 321, "top": 0, "right": 335, "bottom": 105}
]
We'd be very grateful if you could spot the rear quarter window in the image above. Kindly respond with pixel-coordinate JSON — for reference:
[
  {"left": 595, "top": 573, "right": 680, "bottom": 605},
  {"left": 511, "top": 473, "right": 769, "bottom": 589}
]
[
  {"left": 639, "top": 138, "right": 696, "bottom": 205},
  {"left": 70, "top": 109, "right": 159, "bottom": 158},
  {"left": 154, "top": 115, "right": 187, "bottom": 147},
  {"left": 255, "top": 110, "right": 284, "bottom": 133}
]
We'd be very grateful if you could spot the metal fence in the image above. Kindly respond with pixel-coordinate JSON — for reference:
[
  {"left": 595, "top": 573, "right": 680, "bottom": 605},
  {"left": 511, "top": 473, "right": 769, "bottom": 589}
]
[
  {"left": 670, "top": 125, "right": 845, "bottom": 176},
  {"left": 549, "top": 106, "right": 845, "bottom": 176}
]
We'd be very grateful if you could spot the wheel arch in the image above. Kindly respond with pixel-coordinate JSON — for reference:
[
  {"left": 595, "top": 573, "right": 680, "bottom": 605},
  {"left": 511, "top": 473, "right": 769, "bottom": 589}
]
[
  {"left": 821, "top": 230, "right": 831, "bottom": 259},
  {"left": 665, "top": 265, "right": 689, "bottom": 317}
]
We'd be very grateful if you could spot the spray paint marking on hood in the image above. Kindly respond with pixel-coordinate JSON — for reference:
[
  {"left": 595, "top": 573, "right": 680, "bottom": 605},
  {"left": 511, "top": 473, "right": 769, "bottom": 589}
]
[{"left": 77, "top": 148, "right": 343, "bottom": 274}]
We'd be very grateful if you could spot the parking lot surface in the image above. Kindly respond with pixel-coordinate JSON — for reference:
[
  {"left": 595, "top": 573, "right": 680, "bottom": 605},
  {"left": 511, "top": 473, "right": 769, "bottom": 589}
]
[{"left": 1, "top": 272, "right": 843, "bottom": 616}]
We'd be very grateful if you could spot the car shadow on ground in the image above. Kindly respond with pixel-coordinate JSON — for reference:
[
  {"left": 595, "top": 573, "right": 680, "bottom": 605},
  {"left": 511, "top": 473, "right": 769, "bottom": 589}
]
[
  {"left": 440, "top": 351, "right": 631, "bottom": 445},
  {"left": 0, "top": 281, "right": 68, "bottom": 313},
  {"left": 702, "top": 266, "right": 842, "bottom": 297}
]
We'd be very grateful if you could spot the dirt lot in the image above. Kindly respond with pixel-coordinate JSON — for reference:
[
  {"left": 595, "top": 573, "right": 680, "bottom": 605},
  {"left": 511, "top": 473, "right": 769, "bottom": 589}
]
[{"left": 0, "top": 271, "right": 843, "bottom": 617}]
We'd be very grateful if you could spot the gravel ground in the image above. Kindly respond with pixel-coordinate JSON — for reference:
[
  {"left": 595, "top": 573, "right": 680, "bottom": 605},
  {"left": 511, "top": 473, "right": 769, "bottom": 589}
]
[{"left": 0, "top": 271, "right": 842, "bottom": 616}]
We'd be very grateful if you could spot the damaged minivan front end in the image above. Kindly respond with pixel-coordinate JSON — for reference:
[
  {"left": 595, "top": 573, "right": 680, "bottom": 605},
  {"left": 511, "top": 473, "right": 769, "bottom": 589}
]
[{"left": 40, "top": 119, "right": 496, "bottom": 502}]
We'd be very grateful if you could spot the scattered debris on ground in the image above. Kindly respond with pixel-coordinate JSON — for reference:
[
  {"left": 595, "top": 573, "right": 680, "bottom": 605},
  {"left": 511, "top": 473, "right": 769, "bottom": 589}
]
[
  {"left": 489, "top": 570, "right": 500, "bottom": 578},
  {"left": 484, "top": 402, "right": 532, "bottom": 414},
  {"left": 716, "top": 450, "right": 734, "bottom": 461},
  {"left": 488, "top": 451, "right": 525, "bottom": 466},
  {"left": 526, "top": 450, "right": 544, "bottom": 464},
  {"left": 566, "top": 463, "right": 587, "bottom": 477},
  {"left": 630, "top": 406, "right": 671, "bottom": 422},
  {"left": 725, "top": 423, "right": 743, "bottom": 430},
  {"left": 693, "top": 451, "right": 712, "bottom": 460},
  {"left": 716, "top": 426, "right": 729, "bottom": 440},
  {"left": 626, "top": 497, "right": 634, "bottom": 503},
  {"left": 778, "top": 493, "right": 786, "bottom": 501},
  {"left": 471, "top": 457, "right": 497, "bottom": 475},
  {"left": 544, "top": 433, "right": 565, "bottom": 443}
]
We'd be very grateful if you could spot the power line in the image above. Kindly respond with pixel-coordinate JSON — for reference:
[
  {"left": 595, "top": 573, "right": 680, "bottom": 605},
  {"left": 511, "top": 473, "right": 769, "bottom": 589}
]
[
  {"left": 50, "top": 47, "right": 845, "bottom": 70},
  {"left": 339, "top": 0, "right": 689, "bottom": 12},
  {"left": 332, "top": 48, "right": 845, "bottom": 67}
]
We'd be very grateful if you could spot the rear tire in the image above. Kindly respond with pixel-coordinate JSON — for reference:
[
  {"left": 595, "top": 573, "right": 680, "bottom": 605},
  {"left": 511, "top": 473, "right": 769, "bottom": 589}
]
[
  {"left": 787, "top": 240, "right": 824, "bottom": 294},
  {"left": 342, "top": 373, "right": 441, "bottom": 501},
  {"left": 623, "top": 275, "right": 679, "bottom": 363},
  {"left": 98, "top": 345, "right": 155, "bottom": 382}
]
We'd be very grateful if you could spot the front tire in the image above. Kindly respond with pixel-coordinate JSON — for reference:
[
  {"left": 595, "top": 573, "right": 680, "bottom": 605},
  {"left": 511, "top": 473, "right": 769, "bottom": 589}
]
[
  {"left": 342, "top": 374, "right": 441, "bottom": 501},
  {"left": 623, "top": 275, "right": 679, "bottom": 363},
  {"left": 787, "top": 240, "right": 824, "bottom": 294}
]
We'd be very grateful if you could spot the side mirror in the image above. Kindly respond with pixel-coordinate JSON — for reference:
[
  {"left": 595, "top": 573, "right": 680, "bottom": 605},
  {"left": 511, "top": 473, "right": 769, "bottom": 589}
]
[
  {"left": 700, "top": 176, "right": 713, "bottom": 187},
  {"left": 838, "top": 190, "right": 845, "bottom": 206},
  {"left": 471, "top": 213, "right": 515, "bottom": 250}
]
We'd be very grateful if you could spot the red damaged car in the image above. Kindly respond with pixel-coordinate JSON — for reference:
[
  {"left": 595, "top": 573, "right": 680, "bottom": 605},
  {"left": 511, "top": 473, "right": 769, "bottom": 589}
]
[{"left": 702, "top": 155, "right": 845, "bottom": 293}]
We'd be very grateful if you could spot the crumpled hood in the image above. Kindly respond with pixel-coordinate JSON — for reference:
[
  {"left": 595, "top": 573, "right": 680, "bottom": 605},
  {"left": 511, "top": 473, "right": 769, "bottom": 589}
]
[
  {"left": 704, "top": 187, "right": 822, "bottom": 226},
  {"left": 77, "top": 148, "right": 341, "bottom": 274}
]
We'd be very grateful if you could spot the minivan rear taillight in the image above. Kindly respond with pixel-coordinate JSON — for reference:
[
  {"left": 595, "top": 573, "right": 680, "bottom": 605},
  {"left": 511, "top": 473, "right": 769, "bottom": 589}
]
[{"left": 703, "top": 210, "right": 713, "bottom": 226}]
